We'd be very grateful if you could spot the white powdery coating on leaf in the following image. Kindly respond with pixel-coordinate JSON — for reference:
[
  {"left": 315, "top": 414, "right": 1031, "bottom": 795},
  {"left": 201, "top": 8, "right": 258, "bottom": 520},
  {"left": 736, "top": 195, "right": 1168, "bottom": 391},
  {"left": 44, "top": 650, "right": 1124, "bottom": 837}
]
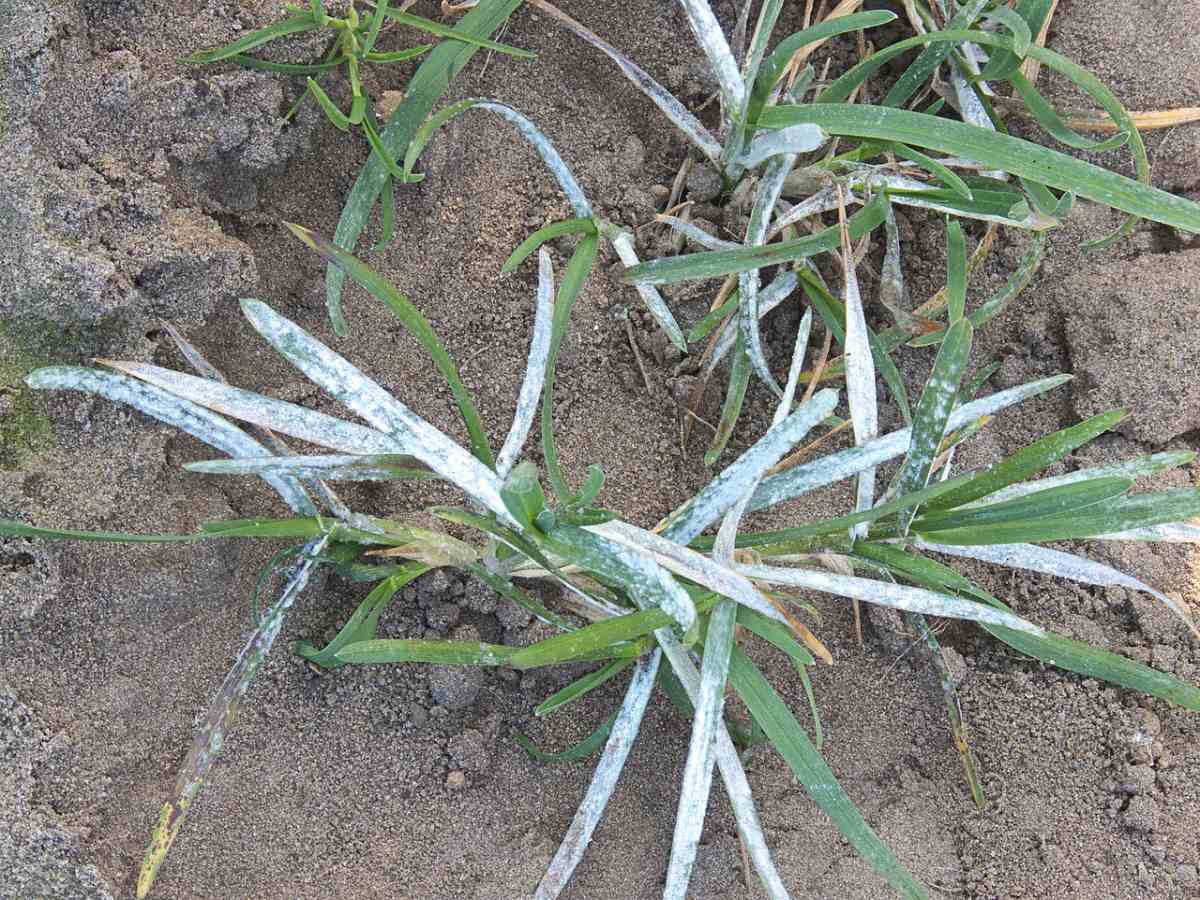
[
  {"left": 914, "top": 540, "right": 1200, "bottom": 639},
  {"left": 534, "top": 650, "right": 661, "bottom": 900},
  {"left": 704, "top": 270, "right": 798, "bottom": 378},
  {"left": 676, "top": 0, "right": 746, "bottom": 114},
  {"left": 962, "top": 451, "right": 1195, "bottom": 509},
  {"left": 26, "top": 367, "right": 315, "bottom": 515},
  {"left": 497, "top": 248, "right": 555, "bottom": 477},
  {"left": 530, "top": 0, "right": 723, "bottom": 164},
  {"left": 842, "top": 246, "right": 878, "bottom": 539},
  {"left": 240, "top": 300, "right": 511, "bottom": 521},
  {"left": 657, "top": 215, "right": 738, "bottom": 250},
  {"left": 738, "top": 152, "right": 796, "bottom": 398},
  {"left": 741, "top": 124, "right": 827, "bottom": 169},
  {"left": 611, "top": 230, "right": 687, "bottom": 351},
  {"left": 665, "top": 389, "right": 839, "bottom": 545},
  {"left": 589, "top": 520, "right": 792, "bottom": 628},
  {"left": 664, "top": 599, "right": 736, "bottom": 899},
  {"left": 655, "top": 630, "right": 790, "bottom": 900},
  {"left": 476, "top": 102, "right": 593, "bottom": 218},
  {"left": 736, "top": 563, "right": 1044, "bottom": 634},
  {"left": 750, "top": 375, "right": 1073, "bottom": 511},
  {"left": 185, "top": 454, "right": 429, "bottom": 481}
]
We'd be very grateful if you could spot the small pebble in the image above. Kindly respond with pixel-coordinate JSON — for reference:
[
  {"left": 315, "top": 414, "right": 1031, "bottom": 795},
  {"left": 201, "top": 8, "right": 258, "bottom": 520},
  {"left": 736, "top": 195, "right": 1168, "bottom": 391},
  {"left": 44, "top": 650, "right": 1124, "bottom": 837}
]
[{"left": 446, "top": 770, "right": 467, "bottom": 790}]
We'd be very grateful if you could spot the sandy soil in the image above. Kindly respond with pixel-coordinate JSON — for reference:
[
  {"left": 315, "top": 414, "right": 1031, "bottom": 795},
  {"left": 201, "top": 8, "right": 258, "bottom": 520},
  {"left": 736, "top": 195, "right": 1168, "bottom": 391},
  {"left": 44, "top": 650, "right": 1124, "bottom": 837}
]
[{"left": 2, "top": 1, "right": 1199, "bottom": 898}]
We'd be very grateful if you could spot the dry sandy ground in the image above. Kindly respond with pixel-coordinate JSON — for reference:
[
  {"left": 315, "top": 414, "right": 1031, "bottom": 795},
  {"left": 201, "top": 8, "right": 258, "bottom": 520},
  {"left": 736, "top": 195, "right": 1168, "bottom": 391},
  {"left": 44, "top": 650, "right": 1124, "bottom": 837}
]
[{"left": 2, "top": 1, "right": 1199, "bottom": 898}]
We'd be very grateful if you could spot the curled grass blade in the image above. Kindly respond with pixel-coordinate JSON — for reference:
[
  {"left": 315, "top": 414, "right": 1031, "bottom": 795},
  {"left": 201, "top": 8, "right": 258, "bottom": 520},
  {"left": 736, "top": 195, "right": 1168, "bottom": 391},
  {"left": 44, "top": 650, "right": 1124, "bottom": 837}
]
[
  {"left": 497, "top": 248, "right": 556, "bottom": 478},
  {"left": 501, "top": 218, "right": 598, "bottom": 274},
  {"left": 403, "top": 99, "right": 591, "bottom": 216},
  {"left": 527, "top": 0, "right": 721, "bottom": 164}
]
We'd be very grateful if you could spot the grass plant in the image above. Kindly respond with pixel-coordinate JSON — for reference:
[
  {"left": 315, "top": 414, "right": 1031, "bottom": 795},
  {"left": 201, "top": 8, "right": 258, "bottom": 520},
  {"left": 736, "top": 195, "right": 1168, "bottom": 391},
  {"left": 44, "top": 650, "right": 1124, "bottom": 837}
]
[
  {"left": 8, "top": 1, "right": 1200, "bottom": 897},
  {"left": 7, "top": 223, "right": 1200, "bottom": 896}
]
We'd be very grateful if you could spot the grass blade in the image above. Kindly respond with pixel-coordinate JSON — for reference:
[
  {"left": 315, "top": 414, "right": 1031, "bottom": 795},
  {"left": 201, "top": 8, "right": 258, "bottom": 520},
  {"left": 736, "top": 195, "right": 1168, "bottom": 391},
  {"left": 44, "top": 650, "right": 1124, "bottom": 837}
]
[
  {"left": 737, "top": 563, "right": 1043, "bottom": 633},
  {"left": 235, "top": 300, "right": 508, "bottom": 515},
  {"left": 536, "top": 658, "right": 636, "bottom": 717},
  {"left": 385, "top": 10, "right": 535, "bottom": 57},
  {"left": 137, "top": 536, "right": 328, "bottom": 898},
  {"left": 185, "top": 453, "right": 434, "bottom": 481},
  {"left": 517, "top": 709, "right": 619, "bottom": 763},
  {"left": 26, "top": 367, "right": 314, "bottom": 515},
  {"left": 605, "top": 225, "right": 687, "bottom": 352},
  {"left": 527, "top": 0, "right": 721, "bottom": 164},
  {"left": 915, "top": 539, "right": 1199, "bottom": 639},
  {"left": 502, "top": 218, "right": 597, "bottom": 274},
  {"left": 497, "top": 248, "right": 555, "bottom": 477},
  {"left": 543, "top": 233, "right": 600, "bottom": 502},
  {"left": 326, "top": 0, "right": 524, "bottom": 333},
  {"left": 750, "top": 375, "right": 1072, "bottom": 511},
  {"left": 533, "top": 651, "right": 660, "bottom": 900},
  {"left": 728, "top": 646, "right": 927, "bottom": 899},
  {"left": 676, "top": 0, "right": 745, "bottom": 115},
  {"left": 664, "top": 389, "right": 840, "bottom": 544},
  {"left": 279, "top": 232, "right": 495, "bottom": 467},
  {"left": 763, "top": 103, "right": 1200, "bottom": 235},
  {"left": 623, "top": 194, "right": 888, "bottom": 285},
  {"left": 186, "top": 14, "right": 318, "bottom": 64}
]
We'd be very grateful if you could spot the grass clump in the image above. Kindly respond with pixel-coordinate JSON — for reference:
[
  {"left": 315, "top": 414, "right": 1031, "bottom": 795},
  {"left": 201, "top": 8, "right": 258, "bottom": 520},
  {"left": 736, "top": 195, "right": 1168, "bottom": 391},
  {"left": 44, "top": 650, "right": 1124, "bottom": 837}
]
[
  {"left": 9, "top": 1, "right": 1200, "bottom": 898},
  {"left": 7, "top": 219, "right": 1200, "bottom": 896}
]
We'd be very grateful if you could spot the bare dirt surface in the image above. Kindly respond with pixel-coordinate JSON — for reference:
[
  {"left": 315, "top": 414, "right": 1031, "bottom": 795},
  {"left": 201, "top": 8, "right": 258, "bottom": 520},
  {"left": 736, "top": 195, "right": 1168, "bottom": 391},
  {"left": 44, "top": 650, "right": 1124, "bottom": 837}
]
[{"left": 2, "top": 1, "right": 1199, "bottom": 898}]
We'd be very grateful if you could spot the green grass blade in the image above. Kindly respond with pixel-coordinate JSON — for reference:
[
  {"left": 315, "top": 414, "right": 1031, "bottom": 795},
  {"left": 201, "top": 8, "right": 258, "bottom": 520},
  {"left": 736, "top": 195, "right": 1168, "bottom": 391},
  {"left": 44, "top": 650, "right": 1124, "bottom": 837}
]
[
  {"left": 536, "top": 658, "right": 636, "bottom": 717},
  {"left": 501, "top": 218, "right": 597, "bottom": 274},
  {"left": 371, "top": 173, "right": 396, "bottom": 251},
  {"left": 891, "top": 143, "right": 973, "bottom": 200},
  {"left": 542, "top": 233, "right": 599, "bottom": 502},
  {"left": 225, "top": 54, "right": 342, "bottom": 75},
  {"left": 728, "top": 646, "right": 928, "bottom": 899},
  {"left": 854, "top": 543, "right": 1200, "bottom": 709},
  {"left": 516, "top": 709, "right": 619, "bottom": 763},
  {"left": 326, "top": 0, "right": 524, "bottom": 334},
  {"left": 623, "top": 194, "right": 887, "bottom": 285},
  {"left": 0, "top": 519, "right": 199, "bottom": 544},
  {"left": 762, "top": 103, "right": 1200, "bottom": 235},
  {"left": 883, "top": 0, "right": 989, "bottom": 109},
  {"left": 386, "top": 10, "right": 535, "bottom": 57},
  {"left": 364, "top": 46, "right": 434, "bottom": 63},
  {"left": 283, "top": 227, "right": 494, "bottom": 468},
  {"left": 911, "top": 478, "right": 1132, "bottom": 534},
  {"left": 923, "top": 409, "right": 1126, "bottom": 511},
  {"left": 1009, "top": 69, "right": 1130, "bottom": 152},
  {"left": 911, "top": 232, "right": 1046, "bottom": 347},
  {"left": 750, "top": 375, "right": 1071, "bottom": 512},
  {"left": 295, "top": 565, "right": 427, "bottom": 666},
  {"left": 305, "top": 77, "right": 350, "bottom": 131},
  {"left": 186, "top": 14, "right": 318, "bottom": 64}
]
